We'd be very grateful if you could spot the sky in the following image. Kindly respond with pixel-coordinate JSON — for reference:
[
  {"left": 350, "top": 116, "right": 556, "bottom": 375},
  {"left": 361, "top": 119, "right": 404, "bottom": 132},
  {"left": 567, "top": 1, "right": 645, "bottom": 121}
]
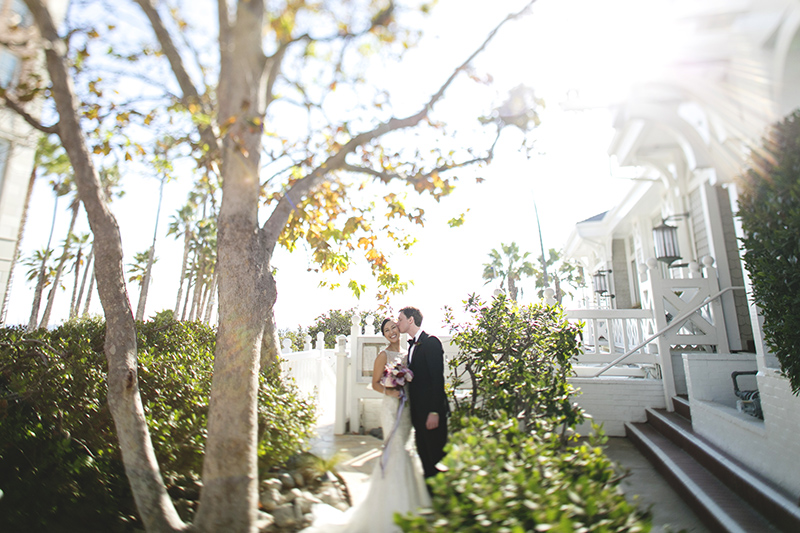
[{"left": 4, "top": 0, "right": 685, "bottom": 335}]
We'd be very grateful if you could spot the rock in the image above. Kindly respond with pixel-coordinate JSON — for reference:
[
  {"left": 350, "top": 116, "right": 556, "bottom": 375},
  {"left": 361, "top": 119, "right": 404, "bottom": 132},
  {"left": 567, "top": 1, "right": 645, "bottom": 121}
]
[
  {"left": 292, "top": 471, "right": 305, "bottom": 488},
  {"left": 296, "top": 490, "right": 319, "bottom": 514},
  {"left": 272, "top": 503, "right": 296, "bottom": 528},
  {"left": 260, "top": 477, "right": 282, "bottom": 492},
  {"left": 318, "top": 485, "right": 345, "bottom": 508},
  {"left": 293, "top": 499, "right": 305, "bottom": 522},
  {"left": 288, "top": 487, "right": 303, "bottom": 502},
  {"left": 255, "top": 510, "right": 275, "bottom": 532},
  {"left": 259, "top": 488, "right": 284, "bottom": 512},
  {"left": 278, "top": 472, "right": 296, "bottom": 490}
]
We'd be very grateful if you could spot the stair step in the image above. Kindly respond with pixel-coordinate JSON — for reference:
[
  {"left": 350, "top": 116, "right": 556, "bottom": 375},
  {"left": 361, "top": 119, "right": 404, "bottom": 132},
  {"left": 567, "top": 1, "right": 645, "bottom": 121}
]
[
  {"left": 673, "top": 394, "right": 691, "bottom": 421},
  {"left": 645, "top": 408, "right": 800, "bottom": 533},
  {"left": 627, "top": 421, "right": 780, "bottom": 533}
]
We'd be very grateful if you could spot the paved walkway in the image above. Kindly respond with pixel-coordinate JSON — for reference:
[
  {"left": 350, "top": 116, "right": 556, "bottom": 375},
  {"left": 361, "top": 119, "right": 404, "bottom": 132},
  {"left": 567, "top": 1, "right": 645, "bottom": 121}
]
[{"left": 309, "top": 422, "right": 709, "bottom": 533}]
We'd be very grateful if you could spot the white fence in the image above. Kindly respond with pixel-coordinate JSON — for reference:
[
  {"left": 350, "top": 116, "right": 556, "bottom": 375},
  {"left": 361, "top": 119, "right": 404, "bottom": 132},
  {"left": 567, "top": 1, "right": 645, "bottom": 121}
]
[{"left": 279, "top": 257, "right": 738, "bottom": 435}]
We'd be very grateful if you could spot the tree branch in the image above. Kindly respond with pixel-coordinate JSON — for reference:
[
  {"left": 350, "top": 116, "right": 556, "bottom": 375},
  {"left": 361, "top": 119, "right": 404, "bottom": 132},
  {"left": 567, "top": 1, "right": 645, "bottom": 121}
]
[
  {"left": 132, "top": 0, "right": 219, "bottom": 156},
  {"left": 1, "top": 93, "right": 59, "bottom": 134},
  {"left": 261, "top": 1, "right": 536, "bottom": 251}
]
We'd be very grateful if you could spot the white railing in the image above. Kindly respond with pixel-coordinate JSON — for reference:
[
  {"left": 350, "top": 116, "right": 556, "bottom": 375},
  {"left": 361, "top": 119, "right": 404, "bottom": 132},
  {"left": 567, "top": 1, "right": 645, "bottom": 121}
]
[
  {"left": 588, "top": 285, "right": 746, "bottom": 378},
  {"left": 568, "top": 308, "right": 656, "bottom": 365}
]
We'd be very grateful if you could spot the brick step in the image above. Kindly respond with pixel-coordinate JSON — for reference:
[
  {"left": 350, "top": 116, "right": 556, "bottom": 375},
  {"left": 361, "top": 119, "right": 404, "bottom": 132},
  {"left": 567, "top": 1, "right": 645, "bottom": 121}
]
[
  {"left": 644, "top": 407, "right": 800, "bottom": 533},
  {"left": 627, "top": 421, "right": 779, "bottom": 533}
]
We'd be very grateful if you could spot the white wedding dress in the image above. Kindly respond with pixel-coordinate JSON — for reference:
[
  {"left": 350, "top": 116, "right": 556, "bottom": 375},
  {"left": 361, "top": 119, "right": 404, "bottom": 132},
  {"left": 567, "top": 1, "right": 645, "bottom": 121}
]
[{"left": 303, "top": 351, "right": 431, "bottom": 533}]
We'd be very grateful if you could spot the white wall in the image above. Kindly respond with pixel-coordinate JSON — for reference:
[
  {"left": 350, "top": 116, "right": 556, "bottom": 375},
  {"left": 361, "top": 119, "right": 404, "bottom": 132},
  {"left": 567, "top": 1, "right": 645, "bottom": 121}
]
[
  {"left": 687, "top": 357, "right": 800, "bottom": 496},
  {"left": 569, "top": 377, "right": 666, "bottom": 436}
]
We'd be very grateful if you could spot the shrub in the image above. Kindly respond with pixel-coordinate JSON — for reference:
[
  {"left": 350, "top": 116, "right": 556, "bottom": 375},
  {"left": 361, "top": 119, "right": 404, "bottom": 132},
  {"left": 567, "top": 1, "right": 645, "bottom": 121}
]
[
  {"left": 445, "top": 293, "right": 584, "bottom": 432},
  {"left": 0, "top": 314, "right": 317, "bottom": 531},
  {"left": 396, "top": 414, "right": 651, "bottom": 533},
  {"left": 397, "top": 295, "right": 650, "bottom": 532},
  {"left": 737, "top": 110, "right": 800, "bottom": 394}
]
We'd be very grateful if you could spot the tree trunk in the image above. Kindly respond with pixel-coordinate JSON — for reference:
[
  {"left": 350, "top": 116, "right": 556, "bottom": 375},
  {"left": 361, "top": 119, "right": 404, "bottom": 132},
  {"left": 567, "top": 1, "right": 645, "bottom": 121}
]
[
  {"left": 174, "top": 230, "right": 191, "bottom": 316},
  {"left": 39, "top": 197, "right": 79, "bottom": 328},
  {"left": 508, "top": 275, "right": 518, "bottom": 302},
  {"left": 189, "top": 262, "right": 204, "bottom": 321},
  {"left": 203, "top": 269, "right": 218, "bottom": 324},
  {"left": 180, "top": 268, "right": 193, "bottom": 321},
  {"left": 193, "top": 2, "right": 268, "bottom": 530},
  {"left": 25, "top": 1, "right": 184, "bottom": 530},
  {"left": 75, "top": 245, "right": 94, "bottom": 316},
  {"left": 1, "top": 161, "right": 36, "bottom": 324},
  {"left": 69, "top": 244, "right": 83, "bottom": 319},
  {"left": 260, "top": 307, "right": 281, "bottom": 373},
  {"left": 136, "top": 176, "right": 165, "bottom": 321},
  {"left": 82, "top": 264, "right": 95, "bottom": 316}
]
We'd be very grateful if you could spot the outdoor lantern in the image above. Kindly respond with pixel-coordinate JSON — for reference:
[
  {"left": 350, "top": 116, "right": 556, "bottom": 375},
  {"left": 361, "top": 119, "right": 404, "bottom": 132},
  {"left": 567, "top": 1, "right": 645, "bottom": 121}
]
[
  {"left": 653, "top": 221, "right": 681, "bottom": 265},
  {"left": 593, "top": 270, "right": 610, "bottom": 295}
]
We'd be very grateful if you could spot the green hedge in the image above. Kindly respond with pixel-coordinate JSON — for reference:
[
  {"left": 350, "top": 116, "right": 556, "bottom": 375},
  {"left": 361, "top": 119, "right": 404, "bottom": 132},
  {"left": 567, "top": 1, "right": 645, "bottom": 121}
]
[
  {"left": 738, "top": 110, "right": 800, "bottom": 394},
  {"left": 397, "top": 415, "right": 650, "bottom": 533},
  {"left": 0, "top": 314, "right": 317, "bottom": 531}
]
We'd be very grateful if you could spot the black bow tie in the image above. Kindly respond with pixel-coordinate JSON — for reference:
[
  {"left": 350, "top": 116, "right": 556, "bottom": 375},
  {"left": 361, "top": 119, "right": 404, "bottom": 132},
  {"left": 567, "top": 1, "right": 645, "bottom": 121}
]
[{"left": 408, "top": 337, "right": 416, "bottom": 347}]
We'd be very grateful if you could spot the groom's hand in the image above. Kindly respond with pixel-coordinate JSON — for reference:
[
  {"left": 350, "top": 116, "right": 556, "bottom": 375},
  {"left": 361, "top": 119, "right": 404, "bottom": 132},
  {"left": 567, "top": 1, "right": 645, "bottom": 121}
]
[{"left": 426, "top": 412, "right": 439, "bottom": 430}]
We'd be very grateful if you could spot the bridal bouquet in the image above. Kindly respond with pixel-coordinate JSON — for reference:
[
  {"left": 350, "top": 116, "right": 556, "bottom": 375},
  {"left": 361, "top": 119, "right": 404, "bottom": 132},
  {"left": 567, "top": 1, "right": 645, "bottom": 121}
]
[{"left": 380, "top": 361, "right": 414, "bottom": 392}]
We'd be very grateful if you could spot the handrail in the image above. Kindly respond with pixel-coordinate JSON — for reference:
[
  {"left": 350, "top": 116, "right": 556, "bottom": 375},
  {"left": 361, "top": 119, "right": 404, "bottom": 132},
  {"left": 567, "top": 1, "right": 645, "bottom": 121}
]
[{"left": 590, "top": 286, "right": 746, "bottom": 377}]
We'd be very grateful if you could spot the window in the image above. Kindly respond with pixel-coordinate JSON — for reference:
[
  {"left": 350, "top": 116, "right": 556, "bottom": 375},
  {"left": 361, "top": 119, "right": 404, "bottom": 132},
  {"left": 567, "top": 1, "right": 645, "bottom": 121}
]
[
  {"left": 0, "top": 137, "right": 11, "bottom": 197},
  {"left": 0, "top": 49, "right": 20, "bottom": 88}
]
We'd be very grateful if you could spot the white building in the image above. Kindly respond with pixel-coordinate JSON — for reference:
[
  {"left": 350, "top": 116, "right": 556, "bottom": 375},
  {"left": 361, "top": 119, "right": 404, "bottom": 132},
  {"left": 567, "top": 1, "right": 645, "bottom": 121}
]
[
  {"left": 0, "top": 0, "right": 67, "bottom": 322},
  {"left": 563, "top": 1, "right": 800, "bottom": 530}
]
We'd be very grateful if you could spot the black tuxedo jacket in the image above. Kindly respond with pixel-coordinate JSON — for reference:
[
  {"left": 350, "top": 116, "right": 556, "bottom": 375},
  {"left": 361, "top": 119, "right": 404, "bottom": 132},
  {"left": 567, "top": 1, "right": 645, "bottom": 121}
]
[{"left": 407, "top": 331, "right": 449, "bottom": 427}]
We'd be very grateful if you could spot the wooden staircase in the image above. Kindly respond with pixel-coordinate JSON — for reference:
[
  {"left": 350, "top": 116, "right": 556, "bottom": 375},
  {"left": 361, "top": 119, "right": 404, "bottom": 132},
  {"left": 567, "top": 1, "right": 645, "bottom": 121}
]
[{"left": 625, "top": 396, "right": 800, "bottom": 533}]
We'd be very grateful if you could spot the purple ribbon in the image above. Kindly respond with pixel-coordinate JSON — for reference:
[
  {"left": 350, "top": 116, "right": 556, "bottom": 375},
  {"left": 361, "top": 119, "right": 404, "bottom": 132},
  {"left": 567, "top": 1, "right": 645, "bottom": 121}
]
[{"left": 380, "top": 389, "right": 407, "bottom": 478}]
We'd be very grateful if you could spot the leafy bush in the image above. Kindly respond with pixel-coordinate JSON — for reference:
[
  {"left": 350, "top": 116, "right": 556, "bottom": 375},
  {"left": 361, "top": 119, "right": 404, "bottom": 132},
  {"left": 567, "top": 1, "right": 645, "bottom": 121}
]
[
  {"left": 397, "top": 295, "right": 650, "bottom": 532},
  {"left": 307, "top": 307, "right": 382, "bottom": 347},
  {"left": 396, "top": 414, "right": 651, "bottom": 533},
  {"left": 737, "top": 110, "right": 800, "bottom": 394},
  {"left": 445, "top": 293, "right": 584, "bottom": 432},
  {"left": 0, "top": 314, "right": 317, "bottom": 531}
]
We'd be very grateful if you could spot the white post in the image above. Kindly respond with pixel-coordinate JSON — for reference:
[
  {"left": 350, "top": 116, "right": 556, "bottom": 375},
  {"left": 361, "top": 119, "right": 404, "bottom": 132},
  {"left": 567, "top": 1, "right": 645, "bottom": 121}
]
[
  {"left": 364, "top": 314, "right": 375, "bottom": 335},
  {"left": 347, "top": 314, "right": 361, "bottom": 433},
  {"left": 334, "top": 335, "right": 348, "bottom": 435},
  {"left": 315, "top": 331, "right": 325, "bottom": 352},
  {"left": 281, "top": 338, "right": 292, "bottom": 354},
  {"left": 646, "top": 258, "right": 678, "bottom": 411},
  {"left": 303, "top": 334, "right": 312, "bottom": 352}
]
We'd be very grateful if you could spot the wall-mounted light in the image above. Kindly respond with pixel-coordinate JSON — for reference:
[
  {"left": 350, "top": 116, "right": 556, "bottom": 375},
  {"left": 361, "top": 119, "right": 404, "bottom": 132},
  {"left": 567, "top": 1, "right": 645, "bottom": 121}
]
[
  {"left": 653, "top": 213, "right": 689, "bottom": 265},
  {"left": 593, "top": 269, "right": 612, "bottom": 295}
]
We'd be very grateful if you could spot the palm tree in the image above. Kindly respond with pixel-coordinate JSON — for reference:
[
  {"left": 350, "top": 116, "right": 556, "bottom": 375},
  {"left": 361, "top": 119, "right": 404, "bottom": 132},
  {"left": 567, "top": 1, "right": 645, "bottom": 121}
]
[
  {"left": 28, "top": 179, "right": 73, "bottom": 331},
  {"left": 128, "top": 250, "right": 158, "bottom": 314},
  {"left": 69, "top": 233, "right": 92, "bottom": 319},
  {"left": 167, "top": 203, "right": 196, "bottom": 317},
  {"left": 135, "top": 175, "right": 167, "bottom": 321},
  {"left": 482, "top": 242, "right": 537, "bottom": 302},
  {"left": 23, "top": 248, "right": 56, "bottom": 311},
  {"left": 39, "top": 195, "right": 80, "bottom": 329}
]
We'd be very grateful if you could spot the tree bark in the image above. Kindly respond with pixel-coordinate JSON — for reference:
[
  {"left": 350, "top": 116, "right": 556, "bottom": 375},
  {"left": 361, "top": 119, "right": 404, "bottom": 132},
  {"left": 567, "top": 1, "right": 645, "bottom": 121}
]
[
  {"left": 75, "top": 245, "right": 94, "bottom": 316},
  {"left": 260, "top": 306, "right": 282, "bottom": 373},
  {"left": 193, "top": 2, "right": 268, "bottom": 530},
  {"left": 69, "top": 244, "right": 83, "bottom": 319},
  {"left": 24, "top": 1, "right": 185, "bottom": 530}
]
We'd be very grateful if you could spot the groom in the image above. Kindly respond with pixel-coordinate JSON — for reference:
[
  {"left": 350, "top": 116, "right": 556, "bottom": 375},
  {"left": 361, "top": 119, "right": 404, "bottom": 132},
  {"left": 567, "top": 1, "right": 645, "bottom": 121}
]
[{"left": 397, "top": 307, "right": 449, "bottom": 479}]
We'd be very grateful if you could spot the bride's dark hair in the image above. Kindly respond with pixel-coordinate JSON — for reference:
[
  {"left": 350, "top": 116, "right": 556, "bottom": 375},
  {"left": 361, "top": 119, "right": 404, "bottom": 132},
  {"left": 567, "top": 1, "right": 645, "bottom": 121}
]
[{"left": 380, "top": 318, "right": 392, "bottom": 334}]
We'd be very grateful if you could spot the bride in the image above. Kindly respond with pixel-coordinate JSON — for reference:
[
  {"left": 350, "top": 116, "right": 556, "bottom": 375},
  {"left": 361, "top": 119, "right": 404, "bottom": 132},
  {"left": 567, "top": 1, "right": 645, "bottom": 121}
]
[{"left": 302, "top": 318, "right": 431, "bottom": 533}]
